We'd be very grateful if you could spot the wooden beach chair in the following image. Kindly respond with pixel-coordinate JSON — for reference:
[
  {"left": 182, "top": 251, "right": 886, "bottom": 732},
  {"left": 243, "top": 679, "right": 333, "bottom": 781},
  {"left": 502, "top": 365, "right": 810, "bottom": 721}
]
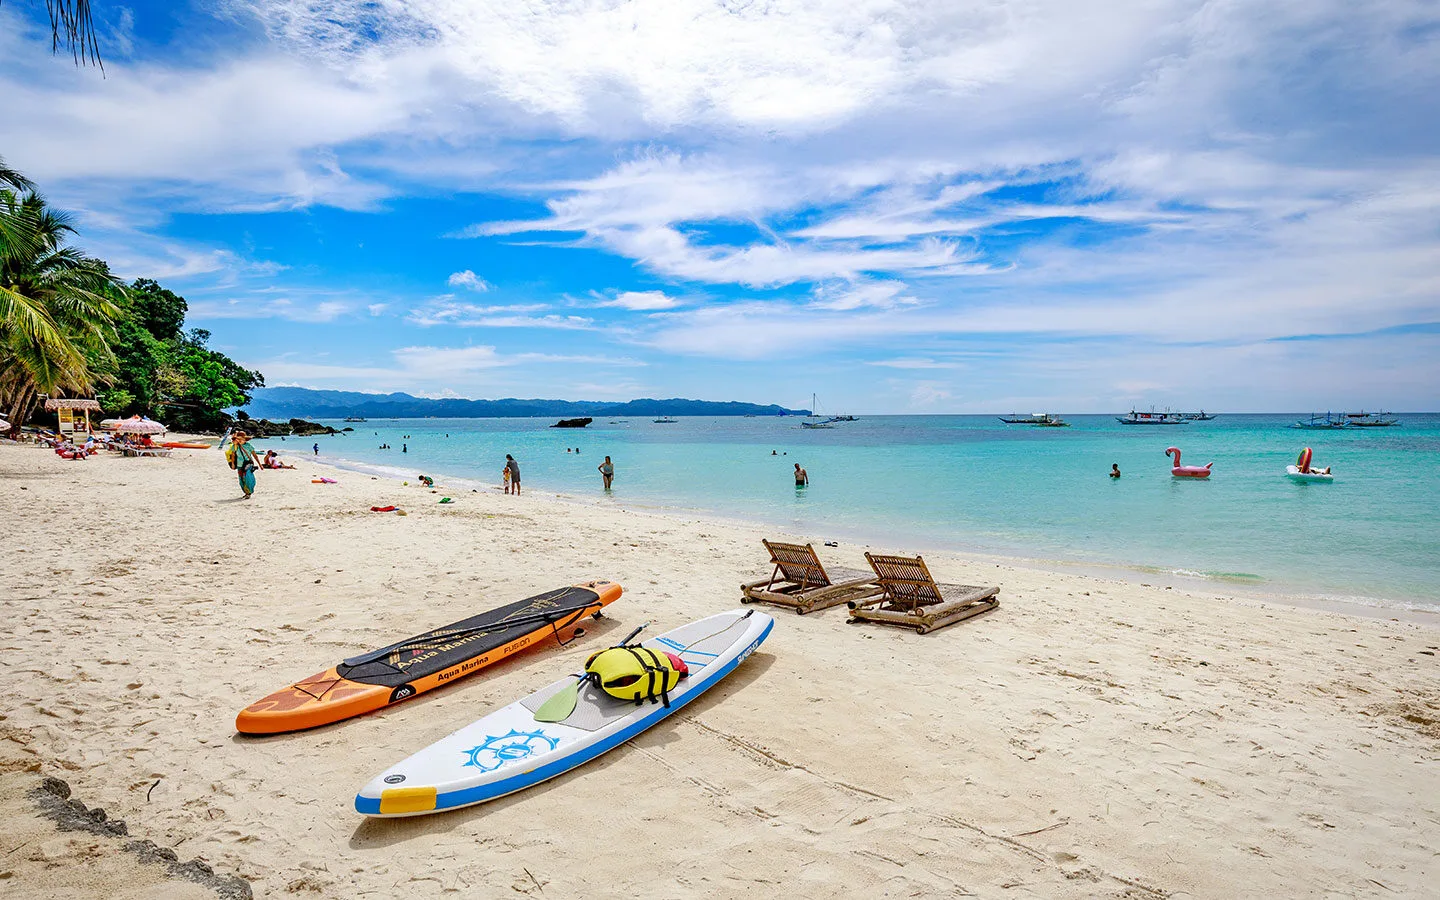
[
  {"left": 848, "top": 553, "right": 999, "bottom": 634},
  {"left": 740, "top": 540, "right": 882, "bottom": 615}
]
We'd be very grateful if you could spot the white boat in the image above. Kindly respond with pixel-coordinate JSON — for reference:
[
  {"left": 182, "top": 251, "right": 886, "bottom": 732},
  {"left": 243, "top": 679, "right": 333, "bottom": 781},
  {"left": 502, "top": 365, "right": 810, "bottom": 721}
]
[
  {"left": 1117, "top": 409, "right": 1187, "bottom": 425},
  {"left": 355, "top": 609, "right": 774, "bottom": 817},
  {"left": 652, "top": 416, "right": 678, "bottom": 424}
]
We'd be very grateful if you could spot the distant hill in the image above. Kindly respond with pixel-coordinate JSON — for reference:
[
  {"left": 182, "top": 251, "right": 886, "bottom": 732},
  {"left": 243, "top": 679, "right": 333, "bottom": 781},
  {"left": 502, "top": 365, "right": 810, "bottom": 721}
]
[{"left": 242, "top": 387, "right": 806, "bottom": 419}]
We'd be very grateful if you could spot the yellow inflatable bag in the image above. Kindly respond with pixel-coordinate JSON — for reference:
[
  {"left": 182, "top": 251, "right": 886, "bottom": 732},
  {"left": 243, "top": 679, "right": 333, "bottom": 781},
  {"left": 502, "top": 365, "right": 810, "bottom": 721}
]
[{"left": 584, "top": 646, "right": 688, "bottom": 707}]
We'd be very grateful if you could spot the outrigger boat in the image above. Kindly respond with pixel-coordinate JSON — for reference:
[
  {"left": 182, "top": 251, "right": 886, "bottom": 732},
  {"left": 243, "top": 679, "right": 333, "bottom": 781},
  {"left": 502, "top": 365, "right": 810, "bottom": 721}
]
[
  {"left": 1117, "top": 409, "right": 1187, "bottom": 425},
  {"left": 1291, "top": 413, "right": 1348, "bottom": 429},
  {"left": 1344, "top": 411, "right": 1399, "bottom": 427},
  {"left": 998, "top": 413, "right": 1070, "bottom": 427}
]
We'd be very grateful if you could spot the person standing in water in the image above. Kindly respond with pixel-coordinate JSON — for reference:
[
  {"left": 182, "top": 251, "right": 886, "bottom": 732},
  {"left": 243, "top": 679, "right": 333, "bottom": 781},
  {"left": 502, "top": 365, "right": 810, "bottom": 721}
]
[
  {"left": 1110, "top": 463, "right": 1121, "bottom": 478},
  {"left": 312, "top": 442, "right": 319, "bottom": 456},
  {"left": 598, "top": 455, "right": 614, "bottom": 491},
  {"left": 505, "top": 454, "right": 521, "bottom": 495},
  {"left": 794, "top": 463, "right": 808, "bottom": 487},
  {"left": 230, "top": 431, "right": 261, "bottom": 499}
]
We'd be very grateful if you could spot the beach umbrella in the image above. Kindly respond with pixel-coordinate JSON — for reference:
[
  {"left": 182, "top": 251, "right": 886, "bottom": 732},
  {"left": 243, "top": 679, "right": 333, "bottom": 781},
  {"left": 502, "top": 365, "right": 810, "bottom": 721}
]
[
  {"left": 0, "top": 417, "right": 10, "bottom": 430},
  {"left": 99, "top": 418, "right": 123, "bottom": 430},
  {"left": 113, "top": 415, "right": 167, "bottom": 435}
]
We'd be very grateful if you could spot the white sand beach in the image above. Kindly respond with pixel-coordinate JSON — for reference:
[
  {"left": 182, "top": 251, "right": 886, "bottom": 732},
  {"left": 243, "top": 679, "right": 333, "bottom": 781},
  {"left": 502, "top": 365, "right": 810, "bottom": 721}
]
[{"left": 2, "top": 442, "right": 1437, "bottom": 898}]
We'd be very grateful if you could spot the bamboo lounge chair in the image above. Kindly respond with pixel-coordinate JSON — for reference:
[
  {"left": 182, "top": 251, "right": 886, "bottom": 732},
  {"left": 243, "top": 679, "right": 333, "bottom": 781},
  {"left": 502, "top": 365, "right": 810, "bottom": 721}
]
[
  {"left": 848, "top": 553, "right": 999, "bottom": 634},
  {"left": 741, "top": 540, "right": 882, "bottom": 614}
]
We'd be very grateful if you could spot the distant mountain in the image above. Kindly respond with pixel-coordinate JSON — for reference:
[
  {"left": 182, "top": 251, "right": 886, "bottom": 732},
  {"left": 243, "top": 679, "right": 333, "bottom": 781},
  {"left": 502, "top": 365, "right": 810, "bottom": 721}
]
[{"left": 242, "top": 387, "right": 806, "bottom": 419}]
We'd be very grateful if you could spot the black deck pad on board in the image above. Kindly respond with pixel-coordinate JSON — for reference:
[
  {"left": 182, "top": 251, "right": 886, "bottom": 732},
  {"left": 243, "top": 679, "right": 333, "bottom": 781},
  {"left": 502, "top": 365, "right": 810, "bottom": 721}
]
[{"left": 335, "top": 586, "right": 601, "bottom": 687}]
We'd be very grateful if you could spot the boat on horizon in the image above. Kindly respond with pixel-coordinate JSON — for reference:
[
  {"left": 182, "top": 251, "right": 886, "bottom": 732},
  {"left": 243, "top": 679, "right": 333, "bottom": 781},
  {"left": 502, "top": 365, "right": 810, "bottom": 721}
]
[
  {"left": 999, "top": 413, "right": 1070, "bottom": 427},
  {"left": 800, "top": 420, "right": 835, "bottom": 429},
  {"left": 1291, "top": 413, "right": 1349, "bottom": 429},
  {"left": 652, "top": 416, "right": 678, "bottom": 424},
  {"left": 1344, "top": 411, "right": 1399, "bottom": 427},
  {"left": 343, "top": 416, "right": 367, "bottom": 422},
  {"left": 1117, "top": 409, "right": 1188, "bottom": 425},
  {"left": 1179, "top": 411, "right": 1218, "bottom": 421}
]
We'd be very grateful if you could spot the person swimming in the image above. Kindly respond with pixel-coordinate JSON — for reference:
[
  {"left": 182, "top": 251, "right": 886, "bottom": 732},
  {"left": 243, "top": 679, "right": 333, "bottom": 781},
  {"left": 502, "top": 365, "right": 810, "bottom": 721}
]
[{"left": 1110, "top": 463, "right": 1121, "bottom": 478}]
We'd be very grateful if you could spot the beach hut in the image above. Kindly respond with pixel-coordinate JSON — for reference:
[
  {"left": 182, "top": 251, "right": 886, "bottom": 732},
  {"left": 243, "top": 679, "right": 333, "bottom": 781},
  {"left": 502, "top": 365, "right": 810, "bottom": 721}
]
[{"left": 43, "top": 398, "right": 102, "bottom": 440}]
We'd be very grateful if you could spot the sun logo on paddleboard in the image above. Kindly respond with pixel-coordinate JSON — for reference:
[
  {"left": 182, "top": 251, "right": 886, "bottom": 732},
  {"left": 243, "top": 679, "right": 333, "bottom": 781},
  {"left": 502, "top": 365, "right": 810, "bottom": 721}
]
[{"left": 461, "top": 729, "right": 560, "bottom": 773}]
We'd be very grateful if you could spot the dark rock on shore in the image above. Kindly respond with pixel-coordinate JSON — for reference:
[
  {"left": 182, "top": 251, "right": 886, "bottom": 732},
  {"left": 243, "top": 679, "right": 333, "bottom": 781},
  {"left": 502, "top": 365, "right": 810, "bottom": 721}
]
[
  {"left": 551, "top": 417, "right": 593, "bottom": 428},
  {"left": 232, "top": 414, "right": 343, "bottom": 437},
  {"left": 32, "top": 775, "right": 252, "bottom": 899}
]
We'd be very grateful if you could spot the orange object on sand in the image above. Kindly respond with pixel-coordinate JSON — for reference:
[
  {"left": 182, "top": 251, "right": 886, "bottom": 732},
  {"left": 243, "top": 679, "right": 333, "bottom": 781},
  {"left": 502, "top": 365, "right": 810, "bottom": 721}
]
[
  {"left": 161, "top": 441, "right": 211, "bottom": 449},
  {"left": 235, "top": 581, "right": 622, "bottom": 734}
]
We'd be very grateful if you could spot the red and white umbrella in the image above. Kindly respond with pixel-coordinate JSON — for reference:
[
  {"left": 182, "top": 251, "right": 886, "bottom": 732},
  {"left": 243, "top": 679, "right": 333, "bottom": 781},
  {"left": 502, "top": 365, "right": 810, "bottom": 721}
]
[{"left": 113, "top": 415, "right": 167, "bottom": 435}]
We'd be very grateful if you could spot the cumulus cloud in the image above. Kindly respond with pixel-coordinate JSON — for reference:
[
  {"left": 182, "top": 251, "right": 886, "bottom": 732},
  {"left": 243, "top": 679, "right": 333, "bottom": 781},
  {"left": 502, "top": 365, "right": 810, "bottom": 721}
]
[{"left": 447, "top": 269, "right": 491, "bottom": 291}]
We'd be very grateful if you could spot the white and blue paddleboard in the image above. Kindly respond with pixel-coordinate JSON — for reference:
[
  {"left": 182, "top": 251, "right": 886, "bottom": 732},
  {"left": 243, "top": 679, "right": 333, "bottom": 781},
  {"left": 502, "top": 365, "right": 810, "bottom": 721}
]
[{"left": 355, "top": 608, "right": 774, "bottom": 816}]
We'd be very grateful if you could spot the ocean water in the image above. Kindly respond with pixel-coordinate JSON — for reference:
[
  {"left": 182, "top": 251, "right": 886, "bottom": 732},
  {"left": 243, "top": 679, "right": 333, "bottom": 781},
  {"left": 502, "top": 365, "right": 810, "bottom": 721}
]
[{"left": 271, "top": 414, "right": 1440, "bottom": 611}]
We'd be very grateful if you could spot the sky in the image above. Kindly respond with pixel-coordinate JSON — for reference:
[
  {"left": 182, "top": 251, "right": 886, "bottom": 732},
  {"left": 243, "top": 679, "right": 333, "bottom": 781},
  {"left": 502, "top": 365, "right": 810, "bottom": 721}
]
[{"left": 1, "top": 0, "right": 1438, "bottom": 413}]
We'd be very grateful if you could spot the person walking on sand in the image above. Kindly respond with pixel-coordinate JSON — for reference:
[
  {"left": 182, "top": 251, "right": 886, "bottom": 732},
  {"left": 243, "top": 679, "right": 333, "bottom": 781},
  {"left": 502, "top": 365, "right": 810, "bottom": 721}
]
[
  {"left": 505, "top": 454, "right": 521, "bottom": 495},
  {"left": 794, "top": 463, "right": 808, "bottom": 487},
  {"left": 598, "top": 455, "right": 614, "bottom": 491},
  {"left": 230, "top": 431, "right": 261, "bottom": 499}
]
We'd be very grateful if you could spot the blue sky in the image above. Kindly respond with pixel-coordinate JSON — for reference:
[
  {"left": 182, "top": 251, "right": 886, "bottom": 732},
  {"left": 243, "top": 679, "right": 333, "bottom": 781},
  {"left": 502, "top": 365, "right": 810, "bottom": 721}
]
[{"left": 2, "top": 0, "right": 1438, "bottom": 412}]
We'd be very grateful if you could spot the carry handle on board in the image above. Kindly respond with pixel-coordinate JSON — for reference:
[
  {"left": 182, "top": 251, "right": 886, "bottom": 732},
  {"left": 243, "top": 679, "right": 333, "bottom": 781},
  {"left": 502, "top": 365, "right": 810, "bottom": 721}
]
[
  {"left": 533, "top": 622, "right": 650, "bottom": 723},
  {"left": 341, "top": 603, "right": 599, "bottom": 669}
]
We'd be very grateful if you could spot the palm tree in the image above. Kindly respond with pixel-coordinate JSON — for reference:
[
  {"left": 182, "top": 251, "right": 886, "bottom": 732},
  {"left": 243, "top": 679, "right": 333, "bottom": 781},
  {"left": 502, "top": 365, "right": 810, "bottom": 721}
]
[
  {"left": 0, "top": 1, "right": 102, "bottom": 66},
  {"left": 1, "top": 166, "right": 122, "bottom": 427}
]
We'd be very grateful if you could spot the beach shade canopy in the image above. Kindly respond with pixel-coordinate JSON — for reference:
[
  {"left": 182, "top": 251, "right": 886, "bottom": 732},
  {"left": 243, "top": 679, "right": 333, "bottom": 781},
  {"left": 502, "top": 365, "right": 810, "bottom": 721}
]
[
  {"left": 99, "top": 418, "right": 123, "bottom": 430},
  {"left": 113, "top": 415, "right": 167, "bottom": 435},
  {"left": 43, "top": 398, "right": 102, "bottom": 411},
  {"left": 0, "top": 417, "right": 10, "bottom": 430}
]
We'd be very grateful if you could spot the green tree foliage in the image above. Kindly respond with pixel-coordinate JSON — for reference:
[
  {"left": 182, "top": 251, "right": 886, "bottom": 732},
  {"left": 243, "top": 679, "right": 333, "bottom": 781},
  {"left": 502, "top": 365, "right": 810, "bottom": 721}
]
[
  {"left": 1, "top": 167, "right": 122, "bottom": 427},
  {"left": 153, "top": 327, "right": 265, "bottom": 432},
  {"left": 2, "top": 156, "right": 263, "bottom": 433}
]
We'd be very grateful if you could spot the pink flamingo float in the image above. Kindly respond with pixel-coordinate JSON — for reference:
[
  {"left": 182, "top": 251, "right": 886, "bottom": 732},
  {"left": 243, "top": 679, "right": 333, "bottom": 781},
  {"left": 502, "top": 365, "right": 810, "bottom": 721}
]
[{"left": 1166, "top": 446, "right": 1212, "bottom": 478}]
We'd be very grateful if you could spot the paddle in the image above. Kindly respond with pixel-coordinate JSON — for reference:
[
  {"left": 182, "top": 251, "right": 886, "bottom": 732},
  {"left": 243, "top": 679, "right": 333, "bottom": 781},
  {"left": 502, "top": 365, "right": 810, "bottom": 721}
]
[
  {"left": 534, "top": 622, "right": 649, "bottom": 723},
  {"left": 340, "top": 603, "right": 598, "bottom": 669}
]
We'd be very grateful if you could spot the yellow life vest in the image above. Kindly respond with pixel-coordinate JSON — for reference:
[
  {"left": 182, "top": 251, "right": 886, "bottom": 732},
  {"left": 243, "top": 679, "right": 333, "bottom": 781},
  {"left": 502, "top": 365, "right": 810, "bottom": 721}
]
[{"left": 584, "top": 646, "right": 688, "bottom": 707}]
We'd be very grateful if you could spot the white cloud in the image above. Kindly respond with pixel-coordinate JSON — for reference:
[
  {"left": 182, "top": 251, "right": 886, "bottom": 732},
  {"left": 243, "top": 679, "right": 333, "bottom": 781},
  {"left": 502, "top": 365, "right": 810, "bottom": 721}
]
[
  {"left": 406, "top": 300, "right": 592, "bottom": 329},
  {"left": 189, "top": 297, "right": 351, "bottom": 323},
  {"left": 447, "top": 269, "right": 491, "bottom": 291},
  {"left": 252, "top": 344, "right": 647, "bottom": 396},
  {"left": 591, "top": 290, "right": 680, "bottom": 311},
  {"left": 367, "top": 303, "right": 388, "bottom": 316}
]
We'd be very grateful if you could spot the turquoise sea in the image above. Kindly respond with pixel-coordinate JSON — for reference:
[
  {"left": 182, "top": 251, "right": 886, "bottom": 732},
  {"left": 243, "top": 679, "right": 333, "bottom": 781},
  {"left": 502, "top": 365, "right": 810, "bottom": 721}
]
[{"left": 274, "top": 414, "right": 1440, "bottom": 612}]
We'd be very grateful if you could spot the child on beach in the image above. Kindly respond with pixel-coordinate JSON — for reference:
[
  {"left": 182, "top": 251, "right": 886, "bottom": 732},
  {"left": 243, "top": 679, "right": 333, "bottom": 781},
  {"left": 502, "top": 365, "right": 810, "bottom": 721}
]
[
  {"left": 505, "top": 454, "right": 521, "bottom": 495},
  {"left": 502, "top": 465, "right": 511, "bottom": 494}
]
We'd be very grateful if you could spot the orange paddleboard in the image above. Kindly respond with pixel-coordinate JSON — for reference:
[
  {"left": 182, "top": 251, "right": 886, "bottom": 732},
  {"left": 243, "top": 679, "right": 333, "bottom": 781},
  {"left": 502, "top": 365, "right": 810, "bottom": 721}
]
[{"left": 236, "top": 581, "right": 621, "bottom": 734}]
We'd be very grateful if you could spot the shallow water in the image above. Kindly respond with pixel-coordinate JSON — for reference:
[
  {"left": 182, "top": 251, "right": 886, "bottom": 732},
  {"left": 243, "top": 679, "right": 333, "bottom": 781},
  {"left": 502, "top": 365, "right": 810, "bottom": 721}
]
[{"left": 267, "top": 413, "right": 1440, "bottom": 610}]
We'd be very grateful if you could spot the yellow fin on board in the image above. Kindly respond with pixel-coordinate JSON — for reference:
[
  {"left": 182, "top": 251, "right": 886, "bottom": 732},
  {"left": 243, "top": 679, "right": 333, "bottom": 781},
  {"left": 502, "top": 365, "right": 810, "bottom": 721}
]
[{"left": 379, "top": 786, "right": 437, "bottom": 814}]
